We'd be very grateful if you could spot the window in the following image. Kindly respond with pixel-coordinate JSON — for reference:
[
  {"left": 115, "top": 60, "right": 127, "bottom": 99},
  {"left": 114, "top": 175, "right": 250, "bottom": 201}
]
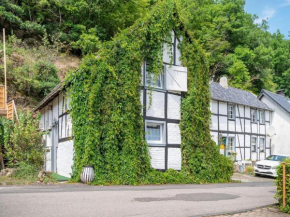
[
  {"left": 145, "top": 122, "right": 165, "bottom": 144},
  {"left": 59, "top": 113, "right": 72, "bottom": 140},
  {"left": 251, "top": 109, "right": 257, "bottom": 123},
  {"left": 145, "top": 64, "right": 164, "bottom": 89},
  {"left": 227, "top": 137, "right": 235, "bottom": 156},
  {"left": 260, "top": 138, "right": 265, "bottom": 152},
  {"left": 228, "top": 104, "right": 235, "bottom": 119},
  {"left": 251, "top": 137, "right": 257, "bottom": 152},
  {"left": 260, "top": 110, "right": 265, "bottom": 124}
]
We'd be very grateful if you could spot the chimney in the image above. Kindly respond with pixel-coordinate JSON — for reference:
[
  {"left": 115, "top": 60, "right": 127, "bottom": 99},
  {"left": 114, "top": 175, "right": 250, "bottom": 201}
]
[
  {"left": 276, "top": 89, "right": 285, "bottom": 97},
  {"left": 219, "top": 76, "right": 228, "bottom": 89}
]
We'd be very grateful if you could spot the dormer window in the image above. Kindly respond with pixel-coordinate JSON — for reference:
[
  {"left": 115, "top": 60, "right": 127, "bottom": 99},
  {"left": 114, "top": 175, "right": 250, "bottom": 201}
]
[
  {"left": 145, "top": 64, "right": 164, "bottom": 89},
  {"left": 227, "top": 104, "right": 235, "bottom": 120},
  {"left": 251, "top": 109, "right": 257, "bottom": 123}
]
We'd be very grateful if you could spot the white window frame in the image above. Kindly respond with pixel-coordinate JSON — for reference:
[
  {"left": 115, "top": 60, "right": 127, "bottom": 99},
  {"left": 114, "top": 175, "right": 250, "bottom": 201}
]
[
  {"left": 227, "top": 104, "right": 235, "bottom": 120},
  {"left": 227, "top": 137, "right": 235, "bottom": 156},
  {"left": 251, "top": 137, "right": 257, "bottom": 152},
  {"left": 259, "top": 137, "right": 265, "bottom": 152},
  {"left": 145, "top": 120, "right": 166, "bottom": 145},
  {"left": 260, "top": 110, "right": 265, "bottom": 124},
  {"left": 145, "top": 64, "right": 164, "bottom": 89},
  {"left": 251, "top": 109, "right": 257, "bottom": 123}
]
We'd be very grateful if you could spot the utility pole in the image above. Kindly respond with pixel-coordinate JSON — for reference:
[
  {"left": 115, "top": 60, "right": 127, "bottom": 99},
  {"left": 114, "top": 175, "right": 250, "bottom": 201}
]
[
  {"left": 0, "top": 29, "right": 7, "bottom": 170},
  {"left": 3, "top": 29, "right": 7, "bottom": 109}
]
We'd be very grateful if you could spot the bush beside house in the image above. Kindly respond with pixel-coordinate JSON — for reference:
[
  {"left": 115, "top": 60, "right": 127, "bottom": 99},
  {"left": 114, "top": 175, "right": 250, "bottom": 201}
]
[
  {"left": 276, "top": 158, "right": 290, "bottom": 214},
  {"left": 0, "top": 112, "right": 50, "bottom": 184}
]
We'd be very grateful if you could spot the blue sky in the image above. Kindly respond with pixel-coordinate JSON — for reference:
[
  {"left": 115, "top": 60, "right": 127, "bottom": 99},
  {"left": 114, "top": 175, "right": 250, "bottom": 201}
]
[{"left": 245, "top": 0, "right": 290, "bottom": 38}]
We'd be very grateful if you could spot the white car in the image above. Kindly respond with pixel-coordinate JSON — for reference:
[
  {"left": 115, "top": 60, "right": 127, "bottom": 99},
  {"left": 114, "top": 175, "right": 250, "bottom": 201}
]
[{"left": 254, "top": 155, "right": 289, "bottom": 177}]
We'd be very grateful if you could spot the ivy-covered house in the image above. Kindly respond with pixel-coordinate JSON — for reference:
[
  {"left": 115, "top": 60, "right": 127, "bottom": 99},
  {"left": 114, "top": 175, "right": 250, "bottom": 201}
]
[
  {"left": 210, "top": 77, "right": 273, "bottom": 162},
  {"left": 34, "top": 1, "right": 233, "bottom": 184},
  {"left": 34, "top": 32, "right": 188, "bottom": 178}
]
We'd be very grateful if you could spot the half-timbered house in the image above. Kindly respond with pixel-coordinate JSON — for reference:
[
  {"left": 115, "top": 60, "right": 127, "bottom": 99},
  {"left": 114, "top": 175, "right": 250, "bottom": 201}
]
[
  {"left": 34, "top": 32, "right": 187, "bottom": 178},
  {"left": 210, "top": 77, "right": 273, "bottom": 161}
]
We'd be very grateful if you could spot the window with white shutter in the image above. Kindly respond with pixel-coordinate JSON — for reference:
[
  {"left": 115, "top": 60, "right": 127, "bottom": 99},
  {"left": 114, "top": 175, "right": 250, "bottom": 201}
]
[{"left": 165, "top": 65, "right": 187, "bottom": 92}]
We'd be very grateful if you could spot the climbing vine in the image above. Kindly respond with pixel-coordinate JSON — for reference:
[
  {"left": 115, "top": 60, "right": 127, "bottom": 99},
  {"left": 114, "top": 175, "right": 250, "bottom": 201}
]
[{"left": 67, "top": 0, "right": 233, "bottom": 185}]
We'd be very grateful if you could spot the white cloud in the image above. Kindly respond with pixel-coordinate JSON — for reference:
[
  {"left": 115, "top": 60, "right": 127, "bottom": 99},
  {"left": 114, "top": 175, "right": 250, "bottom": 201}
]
[{"left": 254, "top": 9, "right": 276, "bottom": 24}]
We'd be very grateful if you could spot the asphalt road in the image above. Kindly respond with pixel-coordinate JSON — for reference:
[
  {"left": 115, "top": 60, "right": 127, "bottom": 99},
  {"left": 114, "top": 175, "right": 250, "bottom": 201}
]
[{"left": 0, "top": 181, "right": 276, "bottom": 217}]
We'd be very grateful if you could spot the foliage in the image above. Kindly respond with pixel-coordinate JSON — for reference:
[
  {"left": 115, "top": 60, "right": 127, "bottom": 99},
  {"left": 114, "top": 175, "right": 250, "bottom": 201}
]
[
  {"left": 67, "top": 0, "right": 233, "bottom": 185},
  {"left": 276, "top": 158, "right": 290, "bottom": 214},
  {"left": 2, "top": 0, "right": 290, "bottom": 96},
  {"left": 0, "top": 111, "right": 44, "bottom": 168},
  {"left": 13, "top": 162, "right": 39, "bottom": 181},
  {"left": 0, "top": 34, "right": 61, "bottom": 105},
  {"left": 0, "top": 0, "right": 153, "bottom": 50},
  {"left": 245, "top": 165, "right": 254, "bottom": 175}
]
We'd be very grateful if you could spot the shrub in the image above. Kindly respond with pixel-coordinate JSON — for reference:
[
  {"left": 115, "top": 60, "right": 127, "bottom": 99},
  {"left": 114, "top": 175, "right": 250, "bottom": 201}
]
[
  {"left": 1, "top": 111, "right": 44, "bottom": 168},
  {"left": 276, "top": 158, "right": 290, "bottom": 214},
  {"left": 245, "top": 165, "right": 254, "bottom": 175},
  {"left": 13, "top": 162, "right": 39, "bottom": 181}
]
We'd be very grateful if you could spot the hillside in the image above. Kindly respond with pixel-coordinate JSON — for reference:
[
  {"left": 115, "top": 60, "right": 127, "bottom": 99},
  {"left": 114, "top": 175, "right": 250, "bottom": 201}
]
[{"left": 0, "top": 35, "right": 80, "bottom": 109}]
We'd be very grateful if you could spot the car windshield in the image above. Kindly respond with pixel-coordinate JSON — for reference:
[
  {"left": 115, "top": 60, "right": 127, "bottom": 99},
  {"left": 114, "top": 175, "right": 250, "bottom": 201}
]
[{"left": 266, "top": 155, "right": 288, "bottom": 161}]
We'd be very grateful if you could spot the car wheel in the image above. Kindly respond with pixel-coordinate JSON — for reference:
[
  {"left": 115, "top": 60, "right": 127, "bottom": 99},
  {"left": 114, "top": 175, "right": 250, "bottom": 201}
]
[{"left": 255, "top": 173, "right": 261, "bottom": 177}]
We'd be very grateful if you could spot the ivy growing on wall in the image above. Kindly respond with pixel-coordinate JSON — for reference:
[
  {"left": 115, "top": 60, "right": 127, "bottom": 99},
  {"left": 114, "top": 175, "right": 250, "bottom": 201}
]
[{"left": 67, "top": 0, "right": 233, "bottom": 185}]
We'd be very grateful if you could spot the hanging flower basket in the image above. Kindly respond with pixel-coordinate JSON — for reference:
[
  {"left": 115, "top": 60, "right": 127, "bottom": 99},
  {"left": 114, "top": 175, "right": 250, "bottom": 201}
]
[{"left": 80, "top": 166, "right": 94, "bottom": 183}]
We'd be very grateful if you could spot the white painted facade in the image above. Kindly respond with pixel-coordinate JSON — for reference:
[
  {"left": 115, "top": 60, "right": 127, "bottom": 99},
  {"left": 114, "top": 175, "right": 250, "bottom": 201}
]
[
  {"left": 141, "top": 31, "right": 187, "bottom": 170},
  {"left": 39, "top": 92, "right": 74, "bottom": 178},
  {"left": 37, "top": 32, "right": 187, "bottom": 177},
  {"left": 210, "top": 81, "right": 273, "bottom": 162},
  {"left": 259, "top": 95, "right": 290, "bottom": 156}
]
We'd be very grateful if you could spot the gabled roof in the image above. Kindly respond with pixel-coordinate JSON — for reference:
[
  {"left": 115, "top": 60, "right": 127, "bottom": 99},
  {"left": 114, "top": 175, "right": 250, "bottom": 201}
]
[
  {"left": 210, "top": 82, "right": 272, "bottom": 111},
  {"left": 258, "top": 89, "right": 290, "bottom": 115},
  {"left": 33, "top": 83, "right": 63, "bottom": 112}
]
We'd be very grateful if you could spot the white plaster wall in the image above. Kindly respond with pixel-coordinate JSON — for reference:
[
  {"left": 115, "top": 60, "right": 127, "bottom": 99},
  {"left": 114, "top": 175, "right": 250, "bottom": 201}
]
[
  {"left": 210, "top": 115, "right": 218, "bottom": 130},
  {"left": 168, "top": 123, "right": 181, "bottom": 144},
  {"left": 236, "top": 104, "right": 244, "bottom": 117},
  {"left": 45, "top": 147, "right": 52, "bottom": 172},
  {"left": 175, "top": 39, "right": 182, "bottom": 66},
  {"left": 228, "top": 120, "right": 235, "bottom": 131},
  {"left": 168, "top": 148, "right": 181, "bottom": 170},
  {"left": 252, "top": 123, "right": 258, "bottom": 134},
  {"left": 210, "top": 132, "right": 218, "bottom": 144},
  {"left": 211, "top": 100, "right": 218, "bottom": 114},
  {"left": 149, "top": 147, "right": 165, "bottom": 169},
  {"left": 245, "top": 148, "right": 251, "bottom": 160},
  {"left": 146, "top": 91, "right": 165, "bottom": 118},
  {"left": 260, "top": 125, "right": 266, "bottom": 135},
  {"left": 235, "top": 118, "right": 244, "bottom": 132},
  {"left": 245, "top": 135, "right": 251, "bottom": 148},
  {"left": 57, "top": 140, "right": 74, "bottom": 178},
  {"left": 245, "top": 120, "right": 251, "bottom": 133},
  {"left": 167, "top": 94, "right": 181, "bottom": 120},
  {"left": 245, "top": 106, "right": 251, "bottom": 118},
  {"left": 261, "top": 97, "right": 290, "bottom": 156},
  {"left": 219, "top": 116, "right": 227, "bottom": 131},
  {"left": 219, "top": 102, "right": 227, "bottom": 115}
]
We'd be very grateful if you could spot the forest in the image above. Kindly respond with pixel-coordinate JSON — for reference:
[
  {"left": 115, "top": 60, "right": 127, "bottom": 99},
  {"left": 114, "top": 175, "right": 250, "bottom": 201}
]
[{"left": 0, "top": 0, "right": 290, "bottom": 108}]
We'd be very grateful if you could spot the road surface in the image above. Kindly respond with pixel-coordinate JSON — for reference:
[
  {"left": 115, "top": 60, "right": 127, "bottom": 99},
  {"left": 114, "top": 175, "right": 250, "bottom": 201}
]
[{"left": 0, "top": 181, "right": 276, "bottom": 217}]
